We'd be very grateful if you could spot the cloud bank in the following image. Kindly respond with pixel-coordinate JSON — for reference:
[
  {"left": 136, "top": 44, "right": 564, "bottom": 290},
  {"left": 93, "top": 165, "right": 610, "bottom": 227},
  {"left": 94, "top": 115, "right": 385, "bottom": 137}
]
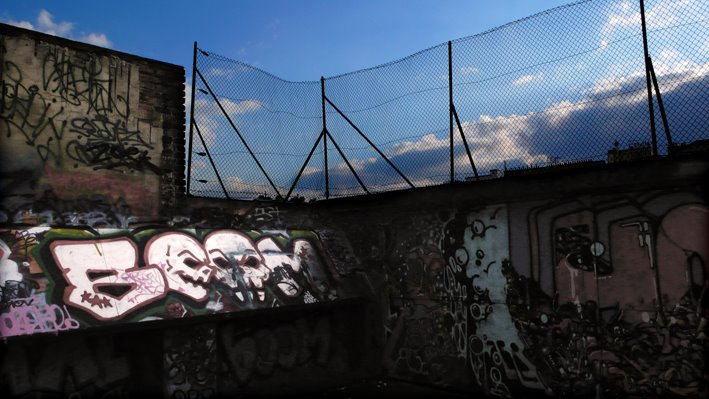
[{"left": 3, "top": 9, "right": 112, "bottom": 48}]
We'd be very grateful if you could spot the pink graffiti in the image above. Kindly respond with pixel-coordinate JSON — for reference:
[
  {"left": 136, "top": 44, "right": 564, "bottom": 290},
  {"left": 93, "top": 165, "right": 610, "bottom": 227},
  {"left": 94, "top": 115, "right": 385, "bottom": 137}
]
[
  {"left": 120, "top": 268, "right": 167, "bottom": 304},
  {"left": 50, "top": 238, "right": 168, "bottom": 320},
  {"left": 48, "top": 231, "right": 321, "bottom": 321},
  {"left": 0, "top": 297, "right": 80, "bottom": 337}
]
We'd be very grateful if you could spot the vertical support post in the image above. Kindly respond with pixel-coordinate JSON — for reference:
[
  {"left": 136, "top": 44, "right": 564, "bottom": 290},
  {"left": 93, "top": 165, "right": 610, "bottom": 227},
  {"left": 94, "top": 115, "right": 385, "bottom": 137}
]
[
  {"left": 322, "top": 77, "right": 329, "bottom": 199},
  {"left": 640, "top": 0, "right": 658, "bottom": 156},
  {"left": 186, "top": 41, "right": 198, "bottom": 196},
  {"left": 448, "top": 41, "right": 454, "bottom": 183}
]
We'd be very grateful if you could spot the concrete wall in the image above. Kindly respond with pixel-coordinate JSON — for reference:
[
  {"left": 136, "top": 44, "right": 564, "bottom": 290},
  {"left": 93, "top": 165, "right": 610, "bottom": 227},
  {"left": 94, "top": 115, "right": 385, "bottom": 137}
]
[{"left": 1, "top": 22, "right": 707, "bottom": 399}]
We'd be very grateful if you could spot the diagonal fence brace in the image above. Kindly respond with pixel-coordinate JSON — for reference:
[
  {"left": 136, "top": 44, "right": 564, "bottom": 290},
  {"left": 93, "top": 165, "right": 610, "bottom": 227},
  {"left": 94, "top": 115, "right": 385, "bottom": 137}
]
[
  {"left": 196, "top": 67, "right": 283, "bottom": 199},
  {"left": 285, "top": 129, "right": 325, "bottom": 201},
  {"left": 324, "top": 96, "right": 414, "bottom": 189},
  {"left": 192, "top": 119, "right": 230, "bottom": 199},
  {"left": 647, "top": 56, "right": 673, "bottom": 152},
  {"left": 325, "top": 129, "right": 369, "bottom": 195},
  {"left": 452, "top": 105, "right": 479, "bottom": 180}
]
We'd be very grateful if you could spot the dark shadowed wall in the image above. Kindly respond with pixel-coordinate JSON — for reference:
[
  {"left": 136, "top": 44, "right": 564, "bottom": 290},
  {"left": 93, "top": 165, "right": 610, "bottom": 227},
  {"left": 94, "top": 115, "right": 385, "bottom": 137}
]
[{"left": 317, "top": 156, "right": 709, "bottom": 398}]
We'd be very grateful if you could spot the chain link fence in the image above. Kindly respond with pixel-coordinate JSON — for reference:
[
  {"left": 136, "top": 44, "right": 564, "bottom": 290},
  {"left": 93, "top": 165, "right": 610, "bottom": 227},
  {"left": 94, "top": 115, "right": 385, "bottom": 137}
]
[{"left": 187, "top": 0, "right": 709, "bottom": 201}]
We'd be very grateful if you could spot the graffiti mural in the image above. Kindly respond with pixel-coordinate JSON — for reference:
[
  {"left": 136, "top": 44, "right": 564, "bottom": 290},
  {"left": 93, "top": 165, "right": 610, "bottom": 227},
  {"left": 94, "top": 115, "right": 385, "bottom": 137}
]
[
  {"left": 0, "top": 227, "right": 338, "bottom": 337},
  {"left": 443, "top": 205, "right": 545, "bottom": 396},
  {"left": 372, "top": 191, "right": 708, "bottom": 397},
  {"left": 509, "top": 193, "right": 709, "bottom": 397}
]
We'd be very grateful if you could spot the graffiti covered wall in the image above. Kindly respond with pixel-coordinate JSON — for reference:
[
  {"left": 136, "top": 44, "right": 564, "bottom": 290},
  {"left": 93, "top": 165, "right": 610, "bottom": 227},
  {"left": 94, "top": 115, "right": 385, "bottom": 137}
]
[
  {"left": 0, "top": 24, "right": 185, "bottom": 223},
  {"left": 1, "top": 20, "right": 707, "bottom": 399},
  {"left": 0, "top": 227, "right": 339, "bottom": 337},
  {"left": 333, "top": 183, "right": 708, "bottom": 398}
]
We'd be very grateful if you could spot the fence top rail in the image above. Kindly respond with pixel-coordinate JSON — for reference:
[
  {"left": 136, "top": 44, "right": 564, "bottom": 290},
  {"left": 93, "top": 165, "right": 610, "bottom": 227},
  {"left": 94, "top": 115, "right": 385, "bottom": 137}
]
[
  {"left": 197, "top": 48, "right": 320, "bottom": 84},
  {"left": 199, "top": 0, "right": 595, "bottom": 83},
  {"left": 451, "top": 0, "right": 592, "bottom": 45}
]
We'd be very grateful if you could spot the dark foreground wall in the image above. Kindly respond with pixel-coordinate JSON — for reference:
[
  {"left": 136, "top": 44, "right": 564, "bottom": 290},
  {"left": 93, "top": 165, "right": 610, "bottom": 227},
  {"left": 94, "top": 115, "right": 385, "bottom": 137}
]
[
  {"left": 1, "top": 300, "right": 371, "bottom": 398},
  {"left": 1, "top": 22, "right": 708, "bottom": 399},
  {"left": 318, "top": 155, "right": 709, "bottom": 398}
]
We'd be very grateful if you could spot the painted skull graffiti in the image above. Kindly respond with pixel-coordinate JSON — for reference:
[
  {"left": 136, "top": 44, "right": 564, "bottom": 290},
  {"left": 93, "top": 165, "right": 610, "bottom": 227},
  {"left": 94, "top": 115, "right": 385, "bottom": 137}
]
[
  {"left": 145, "top": 232, "right": 215, "bottom": 302},
  {"left": 203, "top": 230, "right": 270, "bottom": 302},
  {"left": 257, "top": 237, "right": 302, "bottom": 297},
  {"left": 5, "top": 228, "right": 334, "bottom": 326}
]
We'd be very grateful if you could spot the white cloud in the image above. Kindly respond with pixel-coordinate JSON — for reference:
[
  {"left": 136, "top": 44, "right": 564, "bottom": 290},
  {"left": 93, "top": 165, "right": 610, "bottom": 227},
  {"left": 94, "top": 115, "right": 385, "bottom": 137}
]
[
  {"left": 457, "top": 114, "right": 550, "bottom": 169},
  {"left": 602, "top": 0, "right": 699, "bottom": 36},
  {"left": 80, "top": 33, "right": 112, "bottom": 47},
  {"left": 222, "top": 99, "right": 263, "bottom": 116},
  {"left": 193, "top": 114, "right": 218, "bottom": 147},
  {"left": 2, "top": 9, "right": 112, "bottom": 48},
  {"left": 192, "top": 97, "right": 263, "bottom": 147},
  {"left": 588, "top": 47, "right": 708, "bottom": 106},
  {"left": 225, "top": 176, "right": 245, "bottom": 191},
  {"left": 185, "top": 80, "right": 192, "bottom": 113},
  {"left": 513, "top": 72, "right": 544, "bottom": 86},
  {"left": 544, "top": 100, "right": 579, "bottom": 127},
  {"left": 193, "top": 160, "right": 208, "bottom": 171},
  {"left": 37, "top": 9, "right": 73, "bottom": 35},
  {"left": 601, "top": 1, "right": 639, "bottom": 35},
  {"left": 302, "top": 166, "right": 321, "bottom": 176},
  {"left": 209, "top": 68, "right": 236, "bottom": 78},
  {"left": 6, "top": 20, "right": 34, "bottom": 30},
  {"left": 390, "top": 133, "right": 448, "bottom": 157},
  {"left": 332, "top": 156, "right": 377, "bottom": 173}
]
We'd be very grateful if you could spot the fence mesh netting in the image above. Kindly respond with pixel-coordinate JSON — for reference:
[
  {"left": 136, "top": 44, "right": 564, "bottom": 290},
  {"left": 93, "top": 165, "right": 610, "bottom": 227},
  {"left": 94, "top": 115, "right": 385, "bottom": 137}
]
[{"left": 188, "top": 0, "right": 709, "bottom": 201}]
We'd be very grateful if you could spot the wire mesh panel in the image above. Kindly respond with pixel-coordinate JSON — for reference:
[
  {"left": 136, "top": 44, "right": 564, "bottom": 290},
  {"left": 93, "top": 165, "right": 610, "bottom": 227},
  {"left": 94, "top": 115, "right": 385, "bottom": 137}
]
[
  {"left": 188, "top": 0, "right": 709, "bottom": 200},
  {"left": 324, "top": 44, "right": 449, "bottom": 196},
  {"left": 189, "top": 51, "right": 323, "bottom": 200},
  {"left": 451, "top": 0, "right": 653, "bottom": 177},
  {"left": 644, "top": 0, "right": 709, "bottom": 154}
]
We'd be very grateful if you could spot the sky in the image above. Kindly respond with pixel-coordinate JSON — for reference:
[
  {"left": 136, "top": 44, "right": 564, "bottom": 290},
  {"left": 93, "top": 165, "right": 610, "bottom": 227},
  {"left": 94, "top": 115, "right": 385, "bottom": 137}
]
[
  {"left": 2, "top": 0, "right": 576, "bottom": 80},
  {"left": 2, "top": 0, "right": 708, "bottom": 200}
]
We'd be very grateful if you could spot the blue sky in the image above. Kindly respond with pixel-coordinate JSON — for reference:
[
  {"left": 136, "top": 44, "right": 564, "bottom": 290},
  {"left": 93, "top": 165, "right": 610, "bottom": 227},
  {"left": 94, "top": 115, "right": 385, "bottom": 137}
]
[
  {"left": 2, "top": 0, "right": 575, "bottom": 79},
  {"left": 2, "top": 1, "right": 708, "bottom": 200}
]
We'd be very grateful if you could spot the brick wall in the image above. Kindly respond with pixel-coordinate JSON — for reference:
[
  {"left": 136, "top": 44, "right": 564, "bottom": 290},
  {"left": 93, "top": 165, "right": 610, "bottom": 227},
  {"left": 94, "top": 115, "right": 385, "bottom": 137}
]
[{"left": 0, "top": 23, "right": 185, "bottom": 223}]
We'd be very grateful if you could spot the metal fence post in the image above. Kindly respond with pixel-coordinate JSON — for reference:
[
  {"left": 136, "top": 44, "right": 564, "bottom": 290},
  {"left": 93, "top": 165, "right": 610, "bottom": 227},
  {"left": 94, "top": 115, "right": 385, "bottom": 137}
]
[
  {"left": 449, "top": 41, "right": 479, "bottom": 181},
  {"left": 448, "top": 41, "right": 454, "bottom": 183},
  {"left": 186, "top": 41, "right": 198, "bottom": 196},
  {"left": 322, "top": 77, "right": 329, "bottom": 200},
  {"left": 640, "top": 0, "right": 658, "bottom": 157}
]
